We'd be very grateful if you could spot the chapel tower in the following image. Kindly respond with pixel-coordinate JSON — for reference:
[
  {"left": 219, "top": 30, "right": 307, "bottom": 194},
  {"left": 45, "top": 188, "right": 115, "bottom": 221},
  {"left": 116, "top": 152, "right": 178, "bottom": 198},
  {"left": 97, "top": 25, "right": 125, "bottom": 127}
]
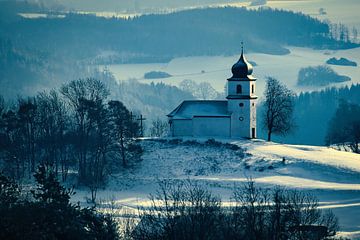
[{"left": 227, "top": 45, "right": 257, "bottom": 138}]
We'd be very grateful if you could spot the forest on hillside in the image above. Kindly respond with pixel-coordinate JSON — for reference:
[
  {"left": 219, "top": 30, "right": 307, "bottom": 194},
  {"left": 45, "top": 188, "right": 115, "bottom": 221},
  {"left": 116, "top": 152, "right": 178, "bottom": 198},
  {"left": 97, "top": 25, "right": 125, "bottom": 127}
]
[
  {"left": 1, "top": 6, "right": 353, "bottom": 62},
  {"left": 258, "top": 84, "right": 360, "bottom": 146},
  {"left": 0, "top": 3, "right": 357, "bottom": 99}
]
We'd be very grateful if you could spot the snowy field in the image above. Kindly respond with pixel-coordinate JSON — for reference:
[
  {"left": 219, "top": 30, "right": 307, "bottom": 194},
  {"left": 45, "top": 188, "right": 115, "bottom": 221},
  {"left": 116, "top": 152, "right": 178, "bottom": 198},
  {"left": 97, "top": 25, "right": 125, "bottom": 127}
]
[
  {"left": 73, "top": 138, "right": 360, "bottom": 238},
  {"left": 107, "top": 46, "right": 360, "bottom": 98}
]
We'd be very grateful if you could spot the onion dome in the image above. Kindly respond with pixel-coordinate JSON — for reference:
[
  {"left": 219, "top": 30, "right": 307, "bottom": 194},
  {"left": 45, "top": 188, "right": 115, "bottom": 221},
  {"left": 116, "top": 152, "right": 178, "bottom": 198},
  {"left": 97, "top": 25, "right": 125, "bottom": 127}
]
[{"left": 231, "top": 47, "right": 253, "bottom": 78}]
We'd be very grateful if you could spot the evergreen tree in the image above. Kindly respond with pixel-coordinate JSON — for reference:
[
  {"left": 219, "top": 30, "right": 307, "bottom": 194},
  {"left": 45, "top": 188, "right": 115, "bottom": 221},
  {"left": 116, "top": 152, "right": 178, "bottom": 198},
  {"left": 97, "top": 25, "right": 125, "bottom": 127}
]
[
  {"left": 0, "top": 165, "right": 119, "bottom": 240},
  {"left": 325, "top": 100, "right": 360, "bottom": 153}
]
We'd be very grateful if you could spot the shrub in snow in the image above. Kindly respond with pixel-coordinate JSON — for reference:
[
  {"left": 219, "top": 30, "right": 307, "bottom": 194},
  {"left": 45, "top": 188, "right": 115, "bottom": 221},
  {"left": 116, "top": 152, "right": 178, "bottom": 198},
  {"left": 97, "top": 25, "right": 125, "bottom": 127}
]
[
  {"left": 205, "top": 138, "right": 223, "bottom": 147},
  {"left": 183, "top": 140, "right": 202, "bottom": 146},
  {"left": 168, "top": 138, "right": 183, "bottom": 145}
]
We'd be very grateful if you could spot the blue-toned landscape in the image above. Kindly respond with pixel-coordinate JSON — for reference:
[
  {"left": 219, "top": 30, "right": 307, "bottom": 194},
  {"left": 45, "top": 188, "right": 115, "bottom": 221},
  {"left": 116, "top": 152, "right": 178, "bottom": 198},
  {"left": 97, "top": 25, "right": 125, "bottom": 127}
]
[{"left": 0, "top": 1, "right": 360, "bottom": 239}]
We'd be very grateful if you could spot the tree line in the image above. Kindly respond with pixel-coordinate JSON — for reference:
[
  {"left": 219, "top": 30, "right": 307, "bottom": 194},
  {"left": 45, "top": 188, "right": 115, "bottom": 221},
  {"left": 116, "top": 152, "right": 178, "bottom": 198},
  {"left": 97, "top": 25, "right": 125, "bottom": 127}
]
[
  {"left": 0, "top": 78, "right": 143, "bottom": 192},
  {"left": 129, "top": 180, "right": 339, "bottom": 240},
  {"left": 0, "top": 170, "right": 342, "bottom": 240},
  {"left": 326, "top": 99, "right": 360, "bottom": 153},
  {"left": 328, "top": 22, "right": 359, "bottom": 43}
]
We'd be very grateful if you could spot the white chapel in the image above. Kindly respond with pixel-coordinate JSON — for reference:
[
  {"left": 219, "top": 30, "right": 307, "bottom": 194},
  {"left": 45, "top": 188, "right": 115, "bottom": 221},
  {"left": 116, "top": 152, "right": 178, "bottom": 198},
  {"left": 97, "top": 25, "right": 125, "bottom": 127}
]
[{"left": 167, "top": 48, "right": 257, "bottom": 139}]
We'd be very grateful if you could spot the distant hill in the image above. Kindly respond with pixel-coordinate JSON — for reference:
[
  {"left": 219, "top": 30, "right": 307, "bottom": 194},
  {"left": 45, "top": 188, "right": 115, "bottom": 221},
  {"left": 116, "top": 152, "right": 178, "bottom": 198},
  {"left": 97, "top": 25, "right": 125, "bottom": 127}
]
[
  {"left": 0, "top": 4, "right": 358, "bottom": 100},
  {"left": 0, "top": 38, "right": 90, "bottom": 99},
  {"left": 144, "top": 71, "right": 172, "bottom": 79},
  {"left": 250, "top": 0, "right": 267, "bottom": 7},
  {"left": 0, "top": 7, "right": 356, "bottom": 64}
]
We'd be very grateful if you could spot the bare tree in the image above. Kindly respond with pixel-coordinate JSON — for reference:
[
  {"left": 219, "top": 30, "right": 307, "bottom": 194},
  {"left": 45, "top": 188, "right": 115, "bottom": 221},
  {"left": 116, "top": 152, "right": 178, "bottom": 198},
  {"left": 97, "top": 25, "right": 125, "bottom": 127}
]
[
  {"left": 17, "top": 97, "right": 38, "bottom": 175},
  {"left": 149, "top": 118, "right": 168, "bottom": 137},
  {"left": 108, "top": 100, "right": 139, "bottom": 168},
  {"left": 133, "top": 179, "right": 338, "bottom": 240},
  {"left": 263, "top": 77, "right": 295, "bottom": 141},
  {"left": 197, "top": 82, "right": 218, "bottom": 100},
  {"left": 179, "top": 80, "right": 219, "bottom": 100},
  {"left": 1, "top": 110, "right": 24, "bottom": 179},
  {"left": 179, "top": 79, "right": 198, "bottom": 94},
  {"left": 60, "top": 78, "right": 109, "bottom": 183},
  {"left": 134, "top": 180, "right": 223, "bottom": 240},
  {"left": 0, "top": 80, "right": 143, "bottom": 186},
  {"left": 0, "top": 95, "right": 4, "bottom": 115},
  {"left": 36, "top": 90, "right": 69, "bottom": 180},
  {"left": 352, "top": 27, "right": 358, "bottom": 43},
  {"left": 81, "top": 97, "right": 110, "bottom": 203}
]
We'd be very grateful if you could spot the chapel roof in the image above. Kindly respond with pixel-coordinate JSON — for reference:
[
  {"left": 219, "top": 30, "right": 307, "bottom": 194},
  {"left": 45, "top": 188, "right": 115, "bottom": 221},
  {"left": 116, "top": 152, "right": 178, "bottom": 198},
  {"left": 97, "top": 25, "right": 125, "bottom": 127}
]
[{"left": 167, "top": 100, "right": 229, "bottom": 119}]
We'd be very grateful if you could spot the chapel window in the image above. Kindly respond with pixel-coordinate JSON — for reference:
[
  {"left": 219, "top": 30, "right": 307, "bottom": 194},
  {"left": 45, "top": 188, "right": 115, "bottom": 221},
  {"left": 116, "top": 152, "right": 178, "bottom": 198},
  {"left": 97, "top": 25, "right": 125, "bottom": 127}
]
[{"left": 236, "top": 85, "right": 242, "bottom": 94}]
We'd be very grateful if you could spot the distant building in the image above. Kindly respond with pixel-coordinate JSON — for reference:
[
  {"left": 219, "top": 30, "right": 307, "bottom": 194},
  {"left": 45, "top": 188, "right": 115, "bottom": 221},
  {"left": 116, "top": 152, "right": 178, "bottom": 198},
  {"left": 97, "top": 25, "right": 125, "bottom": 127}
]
[{"left": 167, "top": 48, "right": 257, "bottom": 139}]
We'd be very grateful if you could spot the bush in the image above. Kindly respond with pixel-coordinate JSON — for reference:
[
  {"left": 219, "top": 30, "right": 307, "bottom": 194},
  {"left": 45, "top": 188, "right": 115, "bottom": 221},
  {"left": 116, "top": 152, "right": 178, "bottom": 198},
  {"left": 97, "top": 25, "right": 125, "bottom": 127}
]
[
  {"left": 224, "top": 143, "right": 241, "bottom": 151},
  {"left": 167, "top": 138, "right": 183, "bottom": 145},
  {"left": 205, "top": 138, "right": 222, "bottom": 147},
  {"left": 183, "top": 140, "right": 202, "bottom": 146}
]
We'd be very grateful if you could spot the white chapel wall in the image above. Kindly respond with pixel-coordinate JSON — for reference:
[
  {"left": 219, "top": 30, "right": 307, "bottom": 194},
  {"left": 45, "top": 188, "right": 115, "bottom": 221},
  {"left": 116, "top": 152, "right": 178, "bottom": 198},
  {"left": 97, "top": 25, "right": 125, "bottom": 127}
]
[
  {"left": 193, "top": 117, "right": 230, "bottom": 137},
  {"left": 172, "top": 119, "right": 193, "bottom": 136}
]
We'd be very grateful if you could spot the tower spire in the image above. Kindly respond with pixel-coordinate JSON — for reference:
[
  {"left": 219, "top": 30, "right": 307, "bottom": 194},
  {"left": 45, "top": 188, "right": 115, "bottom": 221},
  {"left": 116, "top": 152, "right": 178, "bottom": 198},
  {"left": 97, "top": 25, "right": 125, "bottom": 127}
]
[
  {"left": 241, "top": 41, "right": 244, "bottom": 56},
  {"left": 231, "top": 41, "right": 253, "bottom": 78}
]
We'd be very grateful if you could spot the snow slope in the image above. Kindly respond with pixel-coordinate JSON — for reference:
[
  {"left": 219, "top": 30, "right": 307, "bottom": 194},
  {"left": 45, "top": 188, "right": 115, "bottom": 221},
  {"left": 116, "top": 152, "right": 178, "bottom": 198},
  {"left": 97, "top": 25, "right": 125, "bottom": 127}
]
[{"left": 73, "top": 138, "right": 360, "bottom": 238}]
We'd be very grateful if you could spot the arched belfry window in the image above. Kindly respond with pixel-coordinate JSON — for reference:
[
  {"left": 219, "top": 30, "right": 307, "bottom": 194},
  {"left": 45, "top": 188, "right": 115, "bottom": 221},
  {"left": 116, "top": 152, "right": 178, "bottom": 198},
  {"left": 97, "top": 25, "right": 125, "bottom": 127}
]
[{"left": 236, "top": 85, "right": 242, "bottom": 94}]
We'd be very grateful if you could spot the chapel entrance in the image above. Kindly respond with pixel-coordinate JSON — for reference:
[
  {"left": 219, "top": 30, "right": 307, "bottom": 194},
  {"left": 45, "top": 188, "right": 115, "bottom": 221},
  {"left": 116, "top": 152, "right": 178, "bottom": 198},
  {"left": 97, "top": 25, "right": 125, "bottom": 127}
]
[{"left": 252, "top": 128, "right": 256, "bottom": 139}]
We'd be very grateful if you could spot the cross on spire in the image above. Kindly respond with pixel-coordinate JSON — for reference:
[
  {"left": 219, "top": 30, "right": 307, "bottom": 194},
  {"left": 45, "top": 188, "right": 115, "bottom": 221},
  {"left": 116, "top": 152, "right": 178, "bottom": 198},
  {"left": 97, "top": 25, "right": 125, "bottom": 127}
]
[{"left": 241, "top": 41, "right": 244, "bottom": 55}]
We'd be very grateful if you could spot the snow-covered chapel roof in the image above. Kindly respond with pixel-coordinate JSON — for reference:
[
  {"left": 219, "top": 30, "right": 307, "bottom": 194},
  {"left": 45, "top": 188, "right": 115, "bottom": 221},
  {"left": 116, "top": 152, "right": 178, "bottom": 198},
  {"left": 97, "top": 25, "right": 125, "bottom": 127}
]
[{"left": 167, "top": 100, "right": 230, "bottom": 119}]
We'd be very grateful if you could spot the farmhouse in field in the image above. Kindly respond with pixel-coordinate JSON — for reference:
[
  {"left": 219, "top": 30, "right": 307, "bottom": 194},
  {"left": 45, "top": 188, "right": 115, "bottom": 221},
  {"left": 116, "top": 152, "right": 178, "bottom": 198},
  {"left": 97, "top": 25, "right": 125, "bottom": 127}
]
[{"left": 167, "top": 49, "right": 257, "bottom": 139}]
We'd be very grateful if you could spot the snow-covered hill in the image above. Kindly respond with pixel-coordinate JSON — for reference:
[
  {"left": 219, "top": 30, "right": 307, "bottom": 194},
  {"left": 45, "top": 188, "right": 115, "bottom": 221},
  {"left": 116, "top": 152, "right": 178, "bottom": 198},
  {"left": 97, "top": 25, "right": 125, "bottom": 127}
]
[{"left": 74, "top": 138, "right": 360, "bottom": 238}]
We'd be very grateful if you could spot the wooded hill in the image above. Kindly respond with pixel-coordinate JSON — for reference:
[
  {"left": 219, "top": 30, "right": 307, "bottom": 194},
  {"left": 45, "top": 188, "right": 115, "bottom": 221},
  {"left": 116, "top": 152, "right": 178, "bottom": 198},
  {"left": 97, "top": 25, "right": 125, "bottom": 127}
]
[{"left": 1, "top": 6, "right": 356, "bottom": 64}]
